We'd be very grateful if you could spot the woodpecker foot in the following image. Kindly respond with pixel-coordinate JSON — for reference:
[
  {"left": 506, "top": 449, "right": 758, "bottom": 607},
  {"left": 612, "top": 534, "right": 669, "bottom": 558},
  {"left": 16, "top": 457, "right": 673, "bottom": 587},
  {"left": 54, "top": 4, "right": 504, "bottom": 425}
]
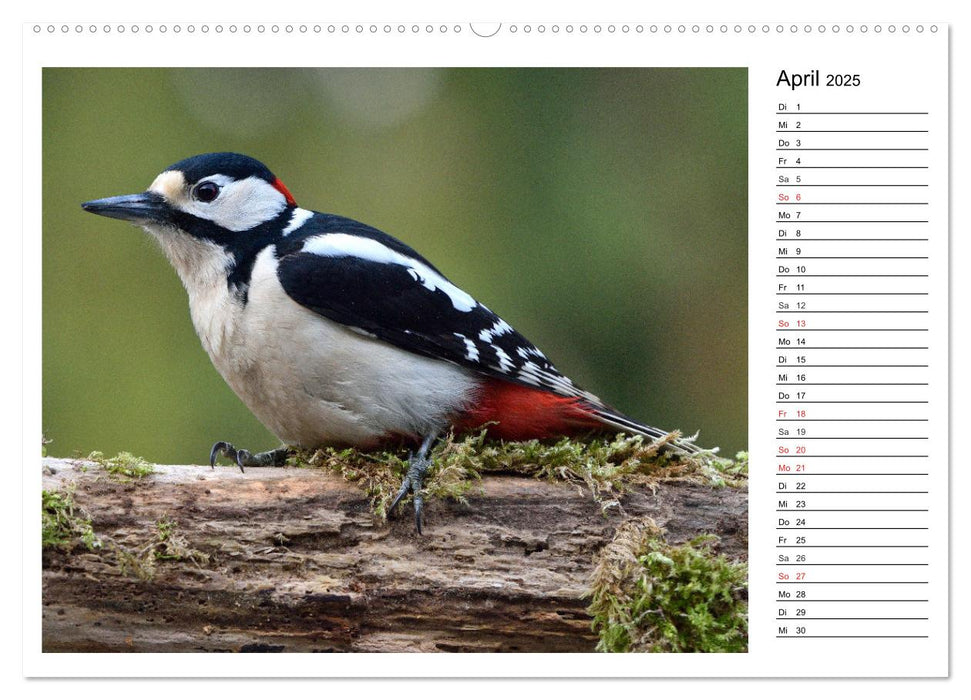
[
  {"left": 387, "top": 431, "right": 439, "bottom": 534},
  {"left": 209, "top": 442, "right": 290, "bottom": 473},
  {"left": 388, "top": 455, "right": 432, "bottom": 534}
]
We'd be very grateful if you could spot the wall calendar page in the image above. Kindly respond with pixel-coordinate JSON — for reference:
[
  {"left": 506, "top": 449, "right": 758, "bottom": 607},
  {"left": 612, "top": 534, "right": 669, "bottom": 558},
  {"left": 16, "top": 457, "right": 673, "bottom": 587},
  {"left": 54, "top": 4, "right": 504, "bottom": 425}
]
[{"left": 20, "top": 8, "right": 955, "bottom": 687}]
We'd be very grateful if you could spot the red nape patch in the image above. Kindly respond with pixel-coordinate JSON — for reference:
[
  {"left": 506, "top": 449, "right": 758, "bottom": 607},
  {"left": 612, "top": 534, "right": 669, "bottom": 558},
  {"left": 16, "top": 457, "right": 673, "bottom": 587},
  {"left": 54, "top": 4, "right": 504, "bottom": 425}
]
[
  {"left": 454, "top": 379, "right": 603, "bottom": 442},
  {"left": 272, "top": 177, "right": 297, "bottom": 206}
]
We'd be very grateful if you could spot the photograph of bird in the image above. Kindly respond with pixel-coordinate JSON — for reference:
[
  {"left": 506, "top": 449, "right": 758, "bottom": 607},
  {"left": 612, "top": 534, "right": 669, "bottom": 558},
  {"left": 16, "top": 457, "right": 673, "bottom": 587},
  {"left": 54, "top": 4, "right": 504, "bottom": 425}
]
[{"left": 82, "top": 152, "right": 699, "bottom": 531}]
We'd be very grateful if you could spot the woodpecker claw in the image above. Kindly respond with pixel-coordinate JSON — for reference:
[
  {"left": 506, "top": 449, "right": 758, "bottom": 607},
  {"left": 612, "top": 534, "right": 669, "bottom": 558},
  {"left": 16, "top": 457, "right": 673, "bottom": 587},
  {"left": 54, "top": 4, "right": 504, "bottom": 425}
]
[
  {"left": 208, "top": 442, "right": 290, "bottom": 472},
  {"left": 388, "top": 478, "right": 410, "bottom": 514},
  {"left": 210, "top": 441, "right": 245, "bottom": 472},
  {"left": 388, "top": 458, "right": 429, "bottom": 531},
  {"left": 387, "top": 431, "right": 439, "bottom": 534},
  {"left": 209, "top": 442, "right": 225, "bottom": 468},
  {"left": 414, "top": 493, "right": 424, "bottom": 536}
]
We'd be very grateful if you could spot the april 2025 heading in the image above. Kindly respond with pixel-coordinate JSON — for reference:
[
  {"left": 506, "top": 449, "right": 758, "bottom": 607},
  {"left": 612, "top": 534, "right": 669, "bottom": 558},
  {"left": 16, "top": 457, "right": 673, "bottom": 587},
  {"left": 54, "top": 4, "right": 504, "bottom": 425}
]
[{"left": 777, "top": 69, "right": 861, "bottom": 89}]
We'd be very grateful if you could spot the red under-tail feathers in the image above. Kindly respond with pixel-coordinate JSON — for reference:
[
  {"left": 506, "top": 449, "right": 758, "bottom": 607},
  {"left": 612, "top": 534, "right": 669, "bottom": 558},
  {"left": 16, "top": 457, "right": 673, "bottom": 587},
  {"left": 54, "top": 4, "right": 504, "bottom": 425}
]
[
  {"left": 453, "top": 377, "right": 603, "bottom": 441},
  {"left": 452, "top": 377, "right": 700, "bottom": 455}
]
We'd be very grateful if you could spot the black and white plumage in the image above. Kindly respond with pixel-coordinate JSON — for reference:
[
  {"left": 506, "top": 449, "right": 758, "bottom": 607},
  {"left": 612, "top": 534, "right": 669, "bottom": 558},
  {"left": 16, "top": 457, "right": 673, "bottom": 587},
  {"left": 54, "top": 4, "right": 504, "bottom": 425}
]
[{"left": 82, "top": 153, "right": 700, "bottom": 529}]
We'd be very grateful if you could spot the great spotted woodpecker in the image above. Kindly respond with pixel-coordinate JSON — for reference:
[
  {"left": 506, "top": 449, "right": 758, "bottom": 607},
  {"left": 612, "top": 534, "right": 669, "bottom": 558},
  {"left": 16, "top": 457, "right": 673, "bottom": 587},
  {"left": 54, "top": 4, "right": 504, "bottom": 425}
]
[{"left": 82, "top": 152, "right": 699, "bottom": 532}]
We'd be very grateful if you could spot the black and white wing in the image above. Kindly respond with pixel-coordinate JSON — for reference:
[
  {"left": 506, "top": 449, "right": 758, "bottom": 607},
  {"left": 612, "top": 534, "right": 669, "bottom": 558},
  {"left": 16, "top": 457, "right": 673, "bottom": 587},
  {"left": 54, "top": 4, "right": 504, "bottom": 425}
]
[
  {"left": 274, "top": 218, "right": 575, "bottom": 395},
  {"left": 273, "top": 213, "right": 695, "bottom": 448}
]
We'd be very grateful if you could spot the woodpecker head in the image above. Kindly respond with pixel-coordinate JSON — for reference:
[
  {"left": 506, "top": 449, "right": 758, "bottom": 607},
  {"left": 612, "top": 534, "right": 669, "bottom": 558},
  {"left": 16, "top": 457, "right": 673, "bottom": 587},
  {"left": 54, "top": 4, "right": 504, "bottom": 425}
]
[
  {"left": 82, "top": 153, "right": 299, "bottom": 289},
  {"left": 82, "top": 152, "right": 298, "bottom": 237}
]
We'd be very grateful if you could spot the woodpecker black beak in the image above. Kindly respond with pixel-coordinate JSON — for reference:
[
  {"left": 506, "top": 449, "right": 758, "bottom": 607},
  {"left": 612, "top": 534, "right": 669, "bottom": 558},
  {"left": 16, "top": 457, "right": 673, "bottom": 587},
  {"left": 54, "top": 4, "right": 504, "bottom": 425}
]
[{"left": 81, "top": 192, "right": 171, "bottom": 224}]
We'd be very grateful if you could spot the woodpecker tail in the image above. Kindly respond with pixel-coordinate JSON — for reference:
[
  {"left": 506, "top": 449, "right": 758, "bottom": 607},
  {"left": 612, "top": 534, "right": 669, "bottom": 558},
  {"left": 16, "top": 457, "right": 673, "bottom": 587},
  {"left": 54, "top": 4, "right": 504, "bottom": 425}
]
[
  {"left": 583, "top": 404, "right": 703, "bottom": 455},
  {"left": 457, "top": 378, "right": 703, "bottom": 454}
]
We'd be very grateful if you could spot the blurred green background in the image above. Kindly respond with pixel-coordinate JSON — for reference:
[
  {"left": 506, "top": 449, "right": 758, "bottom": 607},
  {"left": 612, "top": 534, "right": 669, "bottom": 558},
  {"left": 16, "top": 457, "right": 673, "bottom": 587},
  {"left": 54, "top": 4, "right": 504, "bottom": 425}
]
[{"left": 43, "top": 67, "right": 747, "bottom": 463}]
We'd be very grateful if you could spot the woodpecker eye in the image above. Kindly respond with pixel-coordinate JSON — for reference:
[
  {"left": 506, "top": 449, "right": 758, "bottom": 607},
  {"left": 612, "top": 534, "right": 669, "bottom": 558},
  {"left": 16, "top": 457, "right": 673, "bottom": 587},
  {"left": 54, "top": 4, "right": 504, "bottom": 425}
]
[{"left": 193, "top": 181, "right": 221, "bottom": 203}]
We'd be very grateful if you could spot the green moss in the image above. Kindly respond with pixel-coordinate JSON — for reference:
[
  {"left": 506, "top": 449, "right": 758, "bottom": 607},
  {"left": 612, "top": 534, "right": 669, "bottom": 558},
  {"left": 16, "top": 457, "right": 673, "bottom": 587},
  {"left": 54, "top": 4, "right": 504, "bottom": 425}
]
[
  {"left": 42, "top": 488, "right": 100, "bottom": 551},
  {"left": 588, "top": 517, "right": 747, "bottom": 653},
  {"left": 151, "top": 516, "right": 209, "bottom": 564},
  {"left": 702, "top": 450, "right": 749, "bottom": 488},
  {"left": 115, "top": 516, "right": 210, "bottom": 580},
  {"left": 86, "top": 450, "right": 155, "bottom": 481},
  {"left": 293, "top": 430, "right": 741, "bottom": 518}
]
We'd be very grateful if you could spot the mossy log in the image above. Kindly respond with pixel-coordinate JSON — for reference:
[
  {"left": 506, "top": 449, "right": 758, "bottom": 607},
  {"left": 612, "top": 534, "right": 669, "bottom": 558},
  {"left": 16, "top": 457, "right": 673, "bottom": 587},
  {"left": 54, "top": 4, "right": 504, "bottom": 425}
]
[{"left": 41, "top": 456, "right": 747, "bottom": 653}]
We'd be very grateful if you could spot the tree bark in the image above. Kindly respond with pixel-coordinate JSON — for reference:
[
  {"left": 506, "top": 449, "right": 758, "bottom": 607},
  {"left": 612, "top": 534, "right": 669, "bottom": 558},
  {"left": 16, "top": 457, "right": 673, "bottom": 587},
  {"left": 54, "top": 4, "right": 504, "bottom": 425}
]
[{"left": 41, "top": 457, "right": 747, "bottom": 653}]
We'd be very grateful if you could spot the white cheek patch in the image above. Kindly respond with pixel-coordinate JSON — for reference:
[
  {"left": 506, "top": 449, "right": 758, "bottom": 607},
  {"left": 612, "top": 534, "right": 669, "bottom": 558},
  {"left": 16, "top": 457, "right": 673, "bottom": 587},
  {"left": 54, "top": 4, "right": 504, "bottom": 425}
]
[
  {"left": 154, "top": 172, "right": 289, "bottom": 232},
  {"left": 302, "top": 233, "right": 478, "bottom": 312},
  {"left": 197, "top": 176, "right": 288, "bottom": 232}
]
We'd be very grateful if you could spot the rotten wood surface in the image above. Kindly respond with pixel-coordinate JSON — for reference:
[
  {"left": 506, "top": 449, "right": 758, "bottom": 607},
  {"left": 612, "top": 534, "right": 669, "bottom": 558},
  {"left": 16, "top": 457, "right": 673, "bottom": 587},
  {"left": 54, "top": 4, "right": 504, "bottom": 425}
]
[{"left": 41, "top": 457, "right": 747, "bottom": 653}]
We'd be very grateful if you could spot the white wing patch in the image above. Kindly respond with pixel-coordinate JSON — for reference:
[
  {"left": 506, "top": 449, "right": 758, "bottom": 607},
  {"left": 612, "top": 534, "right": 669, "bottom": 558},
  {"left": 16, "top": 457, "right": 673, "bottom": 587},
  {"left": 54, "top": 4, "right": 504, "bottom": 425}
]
[
  {"left": 282, "top": 207, "right": 314, "bottom": 235},
  {"left": 517, "top": 345, "right": 548, "bottom": 361},
  {"left": 302, "top": 233, "right": 477, "bottom": 312},
  {"left": 454, "top": 333, "right": 479, "bottom": 362},
  {"left": 493, "top": 345, "right": 514, "bottom": 372},
  {"left": 478, "top": 318, "right": 513, "bottom": 343}
]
